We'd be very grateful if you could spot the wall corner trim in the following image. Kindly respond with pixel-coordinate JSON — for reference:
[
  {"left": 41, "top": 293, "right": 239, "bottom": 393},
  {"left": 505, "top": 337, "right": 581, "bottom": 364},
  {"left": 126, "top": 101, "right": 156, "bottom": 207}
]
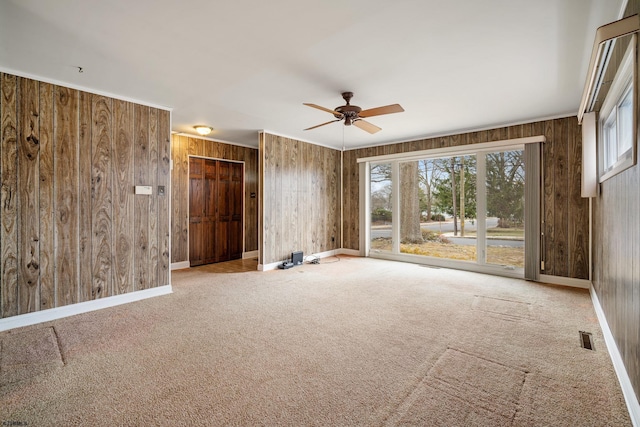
[
  {"left": 171, "top": 261, "right": 191, "bottom": 271},
  {"left": 538, "top": 274, "right": 591, "bottom": 289},
  {"left": 243, "top": 251, "right": 259, "bottom": 259},
  {"left": 590, "top": 285, "right": 640, "bottom": 426},
  {"left": 339, "top": 249, "right": 360, "bottom": 256},
  {"left": 0, "top": 285, "right": 173, "bottom": 333}
]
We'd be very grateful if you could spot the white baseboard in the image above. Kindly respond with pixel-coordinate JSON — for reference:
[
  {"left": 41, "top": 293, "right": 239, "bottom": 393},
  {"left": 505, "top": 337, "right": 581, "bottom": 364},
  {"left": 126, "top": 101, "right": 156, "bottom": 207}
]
[
  {"left": 338, "top": 248, "right": 360, "bottom": 256},
  {"left": 539, "top": 274, "right": 591, "bottom": 289},
  {"left": 258, "top": 262, "right": 278, "bottom": 271},
  {"left": 590, "top": 286, "right": 640, "bottom": 427},
  {"left": 243, "top": 250, "right": 259, "bottom": 259},
  {"left": 259, "top": 249, "right": 354, "bottom": 271},
  {"left": 170, "top": 261, "right": 190, "bottom": 270},
  {"left": 0, "top": 285, "right": 173, "bottom": 333}
]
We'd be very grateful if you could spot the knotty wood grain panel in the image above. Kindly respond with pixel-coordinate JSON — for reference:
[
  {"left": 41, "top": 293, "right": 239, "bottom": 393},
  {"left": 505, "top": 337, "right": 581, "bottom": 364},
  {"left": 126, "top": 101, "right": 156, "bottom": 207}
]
[
  {"left": 38, "top": 82, "right": 55, "bottom": 310},
  {"left": 282, "top": 138, "right": 292, "bottom": 254},
  {"left": 1, "top": 74, "right": 19, "bottom": 318},
  {"left": 55, "top": 86, "right": 80, "bottom": 306},
  {"left": 18, "top": 77, "right": 40, "bottom": 314},
  {"left": 567, "top": 117, "right": 588, "bottom": 279},
  {"left": 189, "top": 136, "right": 203, "bottom": 157},
  {"left": 268, "top": 137, "right": 282, "bottom": 262},
  {"left": 78, "top": 91, "right": 93, "bottom": 301},
  {"left": 593, "top": 160, "right": 640, "bottom": 402},
  {"left": 148, "top": 108, "right": 159, "bottom": 289},
  {"left": 91, "top": 95, "right": 114, "bottom": 298},
  {"left": 343, "top": 150, "right": 359, "bottom": 249},
  {"left": 134, "top": 104, "right": 150, "bottom": 291},
  {"left": 260, "top": 133, "right": 341, "bottom": 265},
  {"left": 541, "top": 120, "right": 555, "bottom": 275},
  {"left": 113, "top": 100, "right": 134, "bottom": 295},
  {"left": 507, "top": 124, "right": 523, "bottom": 140},
  {"left": 245, "top": 148, "right": 258, "bottom": 252},
  {"left": 591, "top": 0, "right": 640, "bottom": 401},
  {"left": 170, "top": 135, "right": 187, "bottom": 263},
  {"left": 158, "top": 109, "right": 171, "bottom": 286},
  {"left": 180, "top": 138, "right": 189, "bottom": 256},
  {"left": 1, "top": 73, "right": 171, "bottom": 319},
  {"left": 188, "top": 157, "right": 205, "bottom": 265},
  {"left": 230, "top": 162, "right": 244, "bottom": 259},
  {"left": 553, "top": 119, "right": 569, "bottom": 277}
]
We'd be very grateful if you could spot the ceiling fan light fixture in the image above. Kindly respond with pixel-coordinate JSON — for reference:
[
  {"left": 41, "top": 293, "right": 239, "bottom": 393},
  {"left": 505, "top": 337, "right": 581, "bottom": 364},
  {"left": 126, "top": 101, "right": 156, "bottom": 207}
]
[{"left": 194, "top": 125, "right": 213, "bottom": 136}]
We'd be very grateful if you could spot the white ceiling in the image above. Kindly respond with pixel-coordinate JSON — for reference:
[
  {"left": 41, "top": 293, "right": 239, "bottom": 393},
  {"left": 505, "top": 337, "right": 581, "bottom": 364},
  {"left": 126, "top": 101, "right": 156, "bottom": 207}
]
[{"left": 0, "top": 0, "right": 625, "bottom": 150}]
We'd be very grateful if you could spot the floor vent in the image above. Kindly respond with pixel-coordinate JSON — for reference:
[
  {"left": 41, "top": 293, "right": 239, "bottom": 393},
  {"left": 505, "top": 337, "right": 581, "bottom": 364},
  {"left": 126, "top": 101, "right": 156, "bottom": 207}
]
[{"left": 579, "top": 331, "right": 594, "bottom": 350}]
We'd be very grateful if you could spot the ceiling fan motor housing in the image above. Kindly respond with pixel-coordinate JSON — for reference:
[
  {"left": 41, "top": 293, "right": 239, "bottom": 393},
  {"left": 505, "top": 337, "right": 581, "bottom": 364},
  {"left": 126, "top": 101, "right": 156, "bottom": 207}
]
[
  {"left": 334, "top": 107, "right": 361, "bottom": 125},
  {"left": 335, "top": 92, "right": 361, "bottom": 125}
]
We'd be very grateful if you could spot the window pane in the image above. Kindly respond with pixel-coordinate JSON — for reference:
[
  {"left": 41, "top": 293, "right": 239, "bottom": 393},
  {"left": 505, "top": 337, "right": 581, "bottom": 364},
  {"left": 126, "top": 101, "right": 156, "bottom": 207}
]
[
  {"left": 370, "top": 163, "right": 393, "bottom": 252},
  {"left": 485, "top": 150, "right": 525, "bottom": 269},
  {"left": 604, "top": 110, "right": 617, "bottom": 170},
  {"left": 618, "top": 86, "right": 633, "bottom": 156},
  {"left": 399, "top": 156, "right": 477, "bottom": 263}
]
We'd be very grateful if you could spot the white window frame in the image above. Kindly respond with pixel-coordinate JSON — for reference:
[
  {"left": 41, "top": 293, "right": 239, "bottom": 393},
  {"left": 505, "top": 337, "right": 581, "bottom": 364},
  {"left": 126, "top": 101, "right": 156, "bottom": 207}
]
[
  {"left": 358, "top": 136, "right": 544, "bottom": 279},
  {"left": 599, "top": 37, "right": 637, "bottom": 182}
]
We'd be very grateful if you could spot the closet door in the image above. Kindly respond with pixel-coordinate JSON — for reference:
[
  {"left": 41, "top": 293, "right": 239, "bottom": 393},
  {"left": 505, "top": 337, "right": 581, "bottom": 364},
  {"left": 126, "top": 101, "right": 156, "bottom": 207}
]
[
  {"left": 216, "top": 161, "right": 231, "bottom": 262},
  {"left": 202, "top": 159, "right": 218, "bottom": 263},
  {"left": 230, "top": 162, "right": 243, "bottom": 259},
  {"left": 189, "top": 157, "right": 244, "bottom": 266}
]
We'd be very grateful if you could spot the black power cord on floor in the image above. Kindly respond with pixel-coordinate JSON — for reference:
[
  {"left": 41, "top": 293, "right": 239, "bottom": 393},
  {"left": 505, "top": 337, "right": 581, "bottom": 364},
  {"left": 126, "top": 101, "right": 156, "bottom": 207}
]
[
  {"left": 304, "top": 255, "right": 340, "bottom": 264},
  {"left": 304, "top": 255, "right": 320, "bottom": 264}
]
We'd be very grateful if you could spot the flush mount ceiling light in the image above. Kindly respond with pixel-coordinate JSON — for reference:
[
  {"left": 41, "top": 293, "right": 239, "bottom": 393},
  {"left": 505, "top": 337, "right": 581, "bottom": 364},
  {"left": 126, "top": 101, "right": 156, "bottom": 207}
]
[{"left": 194, "top": 125, "right": 213, "bottom": 136}]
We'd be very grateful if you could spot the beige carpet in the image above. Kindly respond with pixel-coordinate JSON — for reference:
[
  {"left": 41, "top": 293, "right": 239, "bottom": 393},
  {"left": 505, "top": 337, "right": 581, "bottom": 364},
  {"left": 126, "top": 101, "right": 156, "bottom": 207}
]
[{"left": 0, "top": 256, "right": 632, "bottom": 426}]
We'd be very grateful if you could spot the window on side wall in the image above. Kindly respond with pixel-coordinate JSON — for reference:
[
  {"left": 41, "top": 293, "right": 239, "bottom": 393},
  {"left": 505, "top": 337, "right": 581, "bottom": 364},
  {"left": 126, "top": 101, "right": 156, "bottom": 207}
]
[{"left": 599, "top": 37, "right": 637, "bottom": 182}]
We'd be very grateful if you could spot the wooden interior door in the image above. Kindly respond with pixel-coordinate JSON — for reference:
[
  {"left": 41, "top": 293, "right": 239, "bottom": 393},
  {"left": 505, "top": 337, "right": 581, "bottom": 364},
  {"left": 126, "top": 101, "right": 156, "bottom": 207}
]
[
  {"left": 230, "top": 162, "right": 243, "bottom": 259},
  {"left": 202, "top": 160, "right": 218, "bottom": 264},
  {"left": 189, "top": 157, "right": 244, "bottom": 266},
  {"left": 216, "top": 161, "right": 231, "bottom": 262}
]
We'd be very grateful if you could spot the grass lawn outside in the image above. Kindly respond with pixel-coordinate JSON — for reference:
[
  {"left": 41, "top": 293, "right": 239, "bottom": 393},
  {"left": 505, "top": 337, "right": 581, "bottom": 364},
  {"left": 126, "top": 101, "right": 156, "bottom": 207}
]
[
  {"left": 465, "top": 227, "right": 524, "bottom": 239},
  {"left": 371, "top": 238, "right": 524, "bottom": 268}
]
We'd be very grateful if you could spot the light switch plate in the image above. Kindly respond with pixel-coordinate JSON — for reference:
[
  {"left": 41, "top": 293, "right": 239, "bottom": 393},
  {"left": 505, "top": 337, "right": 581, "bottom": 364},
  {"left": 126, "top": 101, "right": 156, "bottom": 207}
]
[{"left": 135, "top": 185, "right": 153, "bottom": 195}]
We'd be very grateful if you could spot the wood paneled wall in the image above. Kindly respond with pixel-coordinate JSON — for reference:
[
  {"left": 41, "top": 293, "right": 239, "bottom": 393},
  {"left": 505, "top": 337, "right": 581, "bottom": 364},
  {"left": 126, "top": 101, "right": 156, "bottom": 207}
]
[
  {"left": 343, "top": 117, "right": 589, "bottom": 279},
  {"left": 260, "top": 133, "right": 340, "bottom": 265},
  {"left": 0, "top": 73, "right": 170, "bottom": 319},
  {"left": 592, "top": 0, "right": 640, "bottom": 404},
  {"left": 171, "top": 135, "right": 258, "bottom": 263}
]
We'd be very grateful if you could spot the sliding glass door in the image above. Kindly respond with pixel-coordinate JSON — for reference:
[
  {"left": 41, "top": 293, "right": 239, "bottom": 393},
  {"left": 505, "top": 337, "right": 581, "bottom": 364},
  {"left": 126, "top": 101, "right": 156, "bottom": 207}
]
[
  {"left": 484, "top": 150, "right": 525, "bottom": 269},
  {"left": 367, "top": 146, "right": 528, "bottom": 277}
]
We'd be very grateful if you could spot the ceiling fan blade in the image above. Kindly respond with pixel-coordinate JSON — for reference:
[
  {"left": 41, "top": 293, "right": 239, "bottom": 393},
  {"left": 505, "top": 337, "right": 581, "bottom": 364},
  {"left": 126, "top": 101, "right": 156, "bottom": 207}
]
[
  {"left": 303, "top": 103, "right": 339, "bottom": 115},
  {"left": 353, "top": 119, "right": 381, "bottom": 134},
  {"left": 358, "top": 104, "right": 404, "bottom": 118},
  {"left": 304, "top": 119, "right": 341, "bottom": 131}
]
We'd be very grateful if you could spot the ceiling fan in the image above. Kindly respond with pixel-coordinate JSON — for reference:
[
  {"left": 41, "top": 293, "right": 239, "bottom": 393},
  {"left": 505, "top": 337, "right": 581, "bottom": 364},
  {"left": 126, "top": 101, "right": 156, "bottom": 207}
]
[{"left": 303, "top": 92, "right": 404, "bottom": 134}]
